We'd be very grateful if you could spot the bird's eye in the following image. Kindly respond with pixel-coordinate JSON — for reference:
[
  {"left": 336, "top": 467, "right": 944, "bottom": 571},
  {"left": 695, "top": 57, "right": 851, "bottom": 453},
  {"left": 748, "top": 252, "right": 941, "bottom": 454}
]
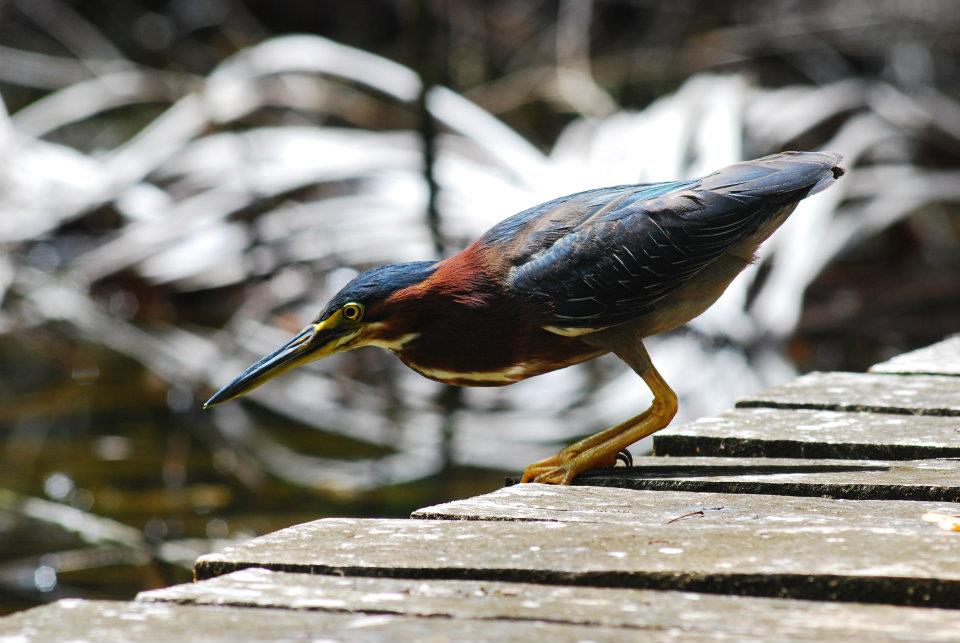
[{"left": 342, "top": 302, "right": 364, "bottom": 322}]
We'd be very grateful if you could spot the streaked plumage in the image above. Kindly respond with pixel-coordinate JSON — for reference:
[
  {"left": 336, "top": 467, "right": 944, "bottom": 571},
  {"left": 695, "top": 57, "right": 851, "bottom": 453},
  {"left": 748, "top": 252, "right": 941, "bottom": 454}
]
[{"left": 206, "top": 151, "right": 845, "bottom": 484}]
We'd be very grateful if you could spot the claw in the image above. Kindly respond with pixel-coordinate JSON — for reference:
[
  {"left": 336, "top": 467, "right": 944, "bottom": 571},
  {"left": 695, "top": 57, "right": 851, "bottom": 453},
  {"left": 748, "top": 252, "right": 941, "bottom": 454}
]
[{"left": 528, "top": 464, "right": 580, "bottom": 485}]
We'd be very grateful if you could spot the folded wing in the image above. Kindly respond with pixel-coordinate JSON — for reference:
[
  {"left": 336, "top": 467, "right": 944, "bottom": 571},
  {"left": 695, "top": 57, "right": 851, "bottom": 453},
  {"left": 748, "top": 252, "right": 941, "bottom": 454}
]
[{"left": 504, "top": 151, "right": 844, "bottom": 330}]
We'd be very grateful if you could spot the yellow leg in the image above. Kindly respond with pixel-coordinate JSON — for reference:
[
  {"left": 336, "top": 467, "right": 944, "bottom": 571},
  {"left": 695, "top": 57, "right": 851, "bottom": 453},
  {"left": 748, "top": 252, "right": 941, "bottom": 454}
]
[{"left": 520, "top": 340, "right": 677, "bottom": 485}]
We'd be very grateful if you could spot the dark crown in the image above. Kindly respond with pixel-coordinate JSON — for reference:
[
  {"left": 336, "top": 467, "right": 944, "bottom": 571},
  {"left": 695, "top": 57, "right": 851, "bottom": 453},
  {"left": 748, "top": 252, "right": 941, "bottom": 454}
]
[{"left": 316, "top": 261, "right": 436, "bottom": 321}]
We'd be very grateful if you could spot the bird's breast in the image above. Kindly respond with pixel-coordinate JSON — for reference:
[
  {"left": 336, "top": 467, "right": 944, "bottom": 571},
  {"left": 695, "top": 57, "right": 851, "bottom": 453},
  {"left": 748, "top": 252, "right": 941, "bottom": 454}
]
[
  {"left": 393, "top": 327, "right": 605, "bottom": 387},
  {"left": 399, "top": 360, "right": 547, "bottom": 386}
]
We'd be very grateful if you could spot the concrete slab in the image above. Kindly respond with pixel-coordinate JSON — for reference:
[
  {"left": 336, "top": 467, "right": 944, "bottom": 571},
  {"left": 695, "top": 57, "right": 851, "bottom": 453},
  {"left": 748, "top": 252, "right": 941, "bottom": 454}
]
[
  {"left": 653, "top": 408, "right": 960, "bottom": 459},
  {"left": 735, "top": 372, "right": 960, "bottom": 415},
  {"left": 194, "top": 487, "right": 960, "bottom": 607},
  {"left": 870, "top": 336, "right": 960, "bottom": 377},
  {"left": 505, "top": 456, "right": 960, "bottom": 502},
  {"left": 0, "top": 598, "right": 693, "bottom": 643},
  {"left": 136, "top": 568, "right": 960, "bottom": 641}
]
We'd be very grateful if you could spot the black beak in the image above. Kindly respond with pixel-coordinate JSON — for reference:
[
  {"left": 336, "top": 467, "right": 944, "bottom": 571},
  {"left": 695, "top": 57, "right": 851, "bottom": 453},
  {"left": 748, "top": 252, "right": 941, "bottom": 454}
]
[{"left": 204, "top": 324, "right": 342, "bottom": 408}]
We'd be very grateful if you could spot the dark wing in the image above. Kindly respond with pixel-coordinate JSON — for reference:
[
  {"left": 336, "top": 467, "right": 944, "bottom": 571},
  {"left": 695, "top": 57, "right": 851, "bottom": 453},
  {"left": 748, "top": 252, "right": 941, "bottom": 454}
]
[
  {"left": 504, "top": 151, "right": 844, "bottom": 329},
  {"left": 479, "top": 180, "right": 696, "bottom": 249}
]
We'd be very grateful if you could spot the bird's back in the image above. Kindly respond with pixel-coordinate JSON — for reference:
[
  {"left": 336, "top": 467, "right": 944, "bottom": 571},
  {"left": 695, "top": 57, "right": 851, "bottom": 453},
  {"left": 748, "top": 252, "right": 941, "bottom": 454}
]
[{"left": 484, "top": 151, "right": 844, "bottom": 332}]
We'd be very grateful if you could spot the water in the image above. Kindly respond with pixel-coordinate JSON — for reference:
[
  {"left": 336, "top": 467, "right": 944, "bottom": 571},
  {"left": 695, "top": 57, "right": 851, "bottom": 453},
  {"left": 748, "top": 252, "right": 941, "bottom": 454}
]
[{"left": 0, "top": 336, "right": 502, "bottom": 615}]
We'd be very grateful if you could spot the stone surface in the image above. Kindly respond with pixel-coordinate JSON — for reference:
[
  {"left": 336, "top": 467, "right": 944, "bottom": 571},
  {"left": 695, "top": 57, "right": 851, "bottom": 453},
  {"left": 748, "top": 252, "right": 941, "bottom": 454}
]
[
  {"left": 736, "top": 372, "right": 960, "bottom": 415},
  {"left": 870, "top": 336, "right": 960, "bottom": 376},
  {"left": 413, "top": 484, "right": 960, "bottom": 530},
  {"left": 505, "top": 457, "right": 960, "bottom": 502},
  {"left": 0, "top": 598, "right": 696, "bottom": 643},
  {"left": 653, "top": 408, "right": 960, "bottom": 460},
  {"left": 195, "top": 487, "right": 960, "bottom": 607},
  {"left": 136, "top": 568, "right": 960, "bottom": 641}
]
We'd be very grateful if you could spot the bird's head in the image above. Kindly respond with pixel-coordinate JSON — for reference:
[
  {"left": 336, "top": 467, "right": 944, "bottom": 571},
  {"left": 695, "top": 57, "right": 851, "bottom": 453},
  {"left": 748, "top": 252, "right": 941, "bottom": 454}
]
[{"left": 204, "top": 261, "right": 436, "bottom": 408}]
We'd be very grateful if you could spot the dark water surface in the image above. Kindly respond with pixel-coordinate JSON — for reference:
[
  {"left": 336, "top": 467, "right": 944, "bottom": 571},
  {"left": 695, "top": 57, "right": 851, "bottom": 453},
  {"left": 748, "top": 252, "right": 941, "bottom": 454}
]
[{"left": 0, "top": 336, "right": 502, "bottom": 615}]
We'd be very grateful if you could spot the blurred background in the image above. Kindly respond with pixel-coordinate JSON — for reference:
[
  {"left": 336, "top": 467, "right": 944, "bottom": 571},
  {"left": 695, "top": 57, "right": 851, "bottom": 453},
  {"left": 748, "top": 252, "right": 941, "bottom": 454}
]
[{"left": 2, "top": 0, "right": 959, "bottom": 615}]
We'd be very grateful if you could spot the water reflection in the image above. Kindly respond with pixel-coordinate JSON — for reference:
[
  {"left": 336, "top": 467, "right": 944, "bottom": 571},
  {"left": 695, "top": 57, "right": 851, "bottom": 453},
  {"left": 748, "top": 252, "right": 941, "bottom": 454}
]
[{"left": 0, "top": 338, "right": 503, "bottom": 614}]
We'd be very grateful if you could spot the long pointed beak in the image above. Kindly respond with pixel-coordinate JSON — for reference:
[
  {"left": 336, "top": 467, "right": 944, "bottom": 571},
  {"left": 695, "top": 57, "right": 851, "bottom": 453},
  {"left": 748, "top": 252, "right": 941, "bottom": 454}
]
[{"left": 204, "top": 318, "right": 350, "bottom": 408}]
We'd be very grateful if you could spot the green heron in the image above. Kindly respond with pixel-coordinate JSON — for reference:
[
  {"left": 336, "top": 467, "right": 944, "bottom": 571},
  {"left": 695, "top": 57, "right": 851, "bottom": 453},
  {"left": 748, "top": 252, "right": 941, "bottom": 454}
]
[{"left": 205, "top": 151, "right": 844, "bottom": 484}]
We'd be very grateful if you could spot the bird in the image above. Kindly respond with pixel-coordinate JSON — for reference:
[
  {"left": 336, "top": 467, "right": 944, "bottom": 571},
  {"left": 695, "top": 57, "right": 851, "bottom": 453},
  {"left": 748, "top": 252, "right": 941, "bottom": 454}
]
[{"left": 204, "top": 151, "right": 845, "bottom": 485}]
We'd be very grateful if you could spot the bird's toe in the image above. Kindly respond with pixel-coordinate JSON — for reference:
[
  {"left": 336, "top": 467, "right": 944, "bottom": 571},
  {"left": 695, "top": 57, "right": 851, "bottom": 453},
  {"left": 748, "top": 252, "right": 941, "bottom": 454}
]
[{"left": 530, "top": 465, "right": 571, "bottom": 485}]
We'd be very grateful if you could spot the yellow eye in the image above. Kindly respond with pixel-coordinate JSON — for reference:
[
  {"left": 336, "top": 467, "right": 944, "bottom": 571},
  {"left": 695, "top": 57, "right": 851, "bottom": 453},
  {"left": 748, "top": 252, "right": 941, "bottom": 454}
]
[{"left": 342, "top": 302, "right": 364, "bottom": 322}]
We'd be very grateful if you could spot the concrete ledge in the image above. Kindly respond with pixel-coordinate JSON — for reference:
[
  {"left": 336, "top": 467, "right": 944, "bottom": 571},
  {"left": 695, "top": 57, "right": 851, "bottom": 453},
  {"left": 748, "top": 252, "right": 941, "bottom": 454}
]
[
  {"left": 654, "top": 408, "right": 960, "bottom": 459},
  {"left": 135, "top": 568, "right": 960, "bottom": 641},
  {"left": 192, "top": 487, "right": 960, "bottom": 607},
  {"left": 507, "top": 457, "right": 960, "bottom": 502},
  {"left": 736, "top": 372, "right": 960, "bottom": 415},
  {"left": 870, "top": 336, "right": 960, "bottom": 376}
]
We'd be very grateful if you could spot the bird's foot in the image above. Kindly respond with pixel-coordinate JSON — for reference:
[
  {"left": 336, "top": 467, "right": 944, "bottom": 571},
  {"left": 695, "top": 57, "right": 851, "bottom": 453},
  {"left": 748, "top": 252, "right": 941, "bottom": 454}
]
[
  {"left": 519, "top": 414, "right": 650, "bottom": 485},
  {"left": 520, "top": 449, "right": 618, "bottom": 485},
  {"left": 520, "top": 395, "right": 675, "bottom": 485}
]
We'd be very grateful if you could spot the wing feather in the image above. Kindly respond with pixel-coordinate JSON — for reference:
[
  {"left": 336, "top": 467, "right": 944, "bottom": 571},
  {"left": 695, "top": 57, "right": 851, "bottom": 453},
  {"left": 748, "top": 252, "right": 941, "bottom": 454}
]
[{"left": 502, "top": 152, "right": 844, "bottom": 329}]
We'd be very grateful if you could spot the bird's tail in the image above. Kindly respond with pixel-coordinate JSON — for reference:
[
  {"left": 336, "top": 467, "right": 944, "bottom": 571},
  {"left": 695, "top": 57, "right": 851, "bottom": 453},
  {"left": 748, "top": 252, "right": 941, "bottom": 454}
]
[{"left": 699, "top": 151, "right": 845, "bottom": 204}]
